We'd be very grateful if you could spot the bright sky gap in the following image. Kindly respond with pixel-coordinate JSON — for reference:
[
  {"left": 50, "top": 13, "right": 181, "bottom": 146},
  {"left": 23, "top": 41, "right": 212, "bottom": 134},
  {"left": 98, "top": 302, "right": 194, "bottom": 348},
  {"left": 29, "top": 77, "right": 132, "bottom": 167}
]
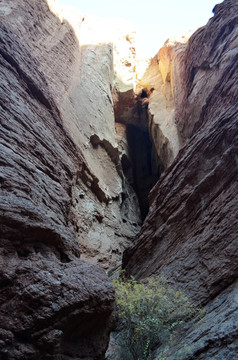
[{"left": 57, "top": 0, "right": 223, "bottom": 57}]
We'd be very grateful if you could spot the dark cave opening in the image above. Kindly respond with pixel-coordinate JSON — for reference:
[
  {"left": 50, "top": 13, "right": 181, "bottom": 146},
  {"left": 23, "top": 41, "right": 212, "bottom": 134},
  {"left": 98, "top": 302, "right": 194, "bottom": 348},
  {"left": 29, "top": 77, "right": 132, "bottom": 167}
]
[
  {"left": 139, "top": 87, "right": 155, "bottom": 99},
  {"left": 124, "top": 124, "right": 159, "bottom": 220},
  {"left": 115, "top": 87, "right": 163, "bottom": 221},
  {"left": 140, "top": 89, "right": 149, "bottom": 98}
]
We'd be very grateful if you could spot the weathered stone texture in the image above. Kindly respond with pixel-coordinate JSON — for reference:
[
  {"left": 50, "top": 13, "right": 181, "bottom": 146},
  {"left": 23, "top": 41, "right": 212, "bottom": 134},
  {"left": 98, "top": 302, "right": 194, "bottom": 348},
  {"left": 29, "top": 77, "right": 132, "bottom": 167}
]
[
  {"left": 1, "top": 0, "right": 238, "bottom": 358},
  {"left": 0, "top": 254, "right": 114, "bottom": 360},
  {"left": 164, "top": 281, "right": 238, "bottom": 360},
  {"left": 175, "top": 0, "right": 238, "bottom": 140},
  {"left": 0, "top": 0, "right": 141, "bottom": 269},
  {"left": 138, "top": 40, "right": 186, "bottom": 168},
  {"left": 0, "top": 0, "right": 129, "bottom": 358},
  {"left": 124, "top": 104, "right": 238, "bottom": 299},
  {"left": 123, "top": 0, "right": 238, "bottom": 358}
]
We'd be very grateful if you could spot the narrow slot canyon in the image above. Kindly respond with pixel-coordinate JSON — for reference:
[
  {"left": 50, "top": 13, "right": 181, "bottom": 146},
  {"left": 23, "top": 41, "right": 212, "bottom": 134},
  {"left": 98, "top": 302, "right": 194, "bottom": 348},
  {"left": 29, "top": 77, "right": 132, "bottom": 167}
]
[
  {"left": 122, "top": 124, "right": 158, "bottom": 220},
  {"left": 1, "top": 0, "right": 238, "bottom": 359},
  {"left": 115, "top": 87, "right": 165, "bottom": 221}
]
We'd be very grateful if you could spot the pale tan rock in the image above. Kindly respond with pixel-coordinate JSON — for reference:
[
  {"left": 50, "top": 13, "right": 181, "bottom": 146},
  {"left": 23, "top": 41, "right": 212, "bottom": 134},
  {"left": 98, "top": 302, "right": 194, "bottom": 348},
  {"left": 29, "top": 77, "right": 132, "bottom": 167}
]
[
  {"left": 59, "top": 5, "right": 141, "bottom": 267},
  {"left": 135, "top": 41, "right": 183, "bottom": 168},
  {"left": 0, "top": 2, "right": 115, "bottom": 358},
  {"left": 3, "top": 0, "right": 142, "bottom": 267},
  {"left": 134, "top": 32, "right": 195, "bottom": 169}
]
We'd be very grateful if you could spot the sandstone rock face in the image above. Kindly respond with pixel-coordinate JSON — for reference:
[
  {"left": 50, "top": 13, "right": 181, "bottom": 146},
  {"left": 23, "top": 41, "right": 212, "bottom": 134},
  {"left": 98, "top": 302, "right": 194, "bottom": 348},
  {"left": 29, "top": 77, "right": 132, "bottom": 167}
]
[
  {"left": 0, "top": 0, "right": 156, "bottom": 357},
  {"left": 123, "top": 0, "right": 238, "bottom": 358},
  {"left": 137, "top": 40, "right": 185, "bottom": 169},
  {"left": 112, "top": 36, "right": 191, "bottom": 218},
  {"left": 163, "top": 281, "right": 238, "bottom": 360},
  {"left": 0, "top": 2, "right": 116, "bottom": 358},
  {"left": 1, "top": 0, "right": 238, "bottom": 358},
  {"left": 0, "top": 0, "right": 142, "bottom": 270},
  {"left": 0, "top": 255, "right": 114, "bottom": 360},
  {"left": 175, "top": 0, "right": 238, "bottom": 140}
]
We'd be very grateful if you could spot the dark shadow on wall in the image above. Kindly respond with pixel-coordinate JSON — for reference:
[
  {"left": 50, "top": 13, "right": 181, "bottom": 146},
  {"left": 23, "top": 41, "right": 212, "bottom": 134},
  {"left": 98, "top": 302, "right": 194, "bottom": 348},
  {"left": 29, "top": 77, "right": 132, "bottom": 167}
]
[{"left": 126, "top": 125, "right": 158, "bottom": 220}]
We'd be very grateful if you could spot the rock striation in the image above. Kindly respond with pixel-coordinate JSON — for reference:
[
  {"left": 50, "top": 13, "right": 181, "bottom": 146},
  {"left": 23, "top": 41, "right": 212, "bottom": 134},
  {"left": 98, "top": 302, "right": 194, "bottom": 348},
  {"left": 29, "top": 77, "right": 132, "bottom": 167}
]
[
  {"left": 0, "top": 0, "right": 142, "bottom": 270},
  {"left": 0, "top": 2, "right": 117, "bottom": 359},
  {"left": 0, "top": 0, "right": 143, "bottom": 357},
  {"left": 1, "top": 0, "right": 238, "bottom": 358},
  {"left": 123, "top": 0, "right": 238, "bottom": 358}
]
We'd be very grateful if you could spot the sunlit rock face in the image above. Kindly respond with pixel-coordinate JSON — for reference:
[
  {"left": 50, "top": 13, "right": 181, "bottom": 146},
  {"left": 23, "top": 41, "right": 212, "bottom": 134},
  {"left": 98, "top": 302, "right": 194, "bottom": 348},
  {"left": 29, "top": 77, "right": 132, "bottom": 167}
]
[
  {"left": 135, "top": 33, "right": 195, "bottom": 170},
  {"left": 0, "top": 0, "right": 142, "bottom": 269},
  {"left": 123, "top": 0, "right": 238, "bottom": 358},
  {"left": 113, "top": 34, "right": 193, "bottom": 216},
  {"left": 141, "top": 38, "right": 187, "bottom": 168},
  {"left": 0, "top": 0, "right": 141, "bottom": 358},
  {"left": 1, "top": 0, "right": 238, "bottom": 358}
]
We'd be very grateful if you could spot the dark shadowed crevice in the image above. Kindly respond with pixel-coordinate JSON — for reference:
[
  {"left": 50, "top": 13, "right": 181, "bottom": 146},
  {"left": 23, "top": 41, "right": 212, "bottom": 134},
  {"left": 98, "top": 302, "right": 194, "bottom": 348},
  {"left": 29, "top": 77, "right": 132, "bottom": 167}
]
[
  {"left": 125, "top": 125, "right": 159, "bottom": 220},
  {"left": 115, "top": 88, "right": 163, "bottom": 221}
]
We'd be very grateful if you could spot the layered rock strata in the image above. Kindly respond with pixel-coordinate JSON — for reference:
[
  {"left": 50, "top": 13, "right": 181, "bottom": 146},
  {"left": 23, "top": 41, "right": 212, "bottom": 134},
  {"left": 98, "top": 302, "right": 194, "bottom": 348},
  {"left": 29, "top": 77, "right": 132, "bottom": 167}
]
[
  {"left": 1, "top": 0, "right": 238, "bottom": 358},
  {"left": 0, "top": 0, "right": 143, "bottom": 271},
  {"left": 0, "top": 4, "right": 116, "bottom": 359},
  {"left": 123, "top": 0, "right": 238, "bottom": 358},
  {"left": 0, "top": 0, "right": 145, "bottom": 357}
]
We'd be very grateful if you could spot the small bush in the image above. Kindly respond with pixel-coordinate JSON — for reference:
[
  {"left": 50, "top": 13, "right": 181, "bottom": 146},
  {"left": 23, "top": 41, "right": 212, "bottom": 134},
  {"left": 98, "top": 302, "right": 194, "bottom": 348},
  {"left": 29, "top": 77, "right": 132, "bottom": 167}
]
[{"left": 113, "top": 274, "right": 202, "bottom": 360}]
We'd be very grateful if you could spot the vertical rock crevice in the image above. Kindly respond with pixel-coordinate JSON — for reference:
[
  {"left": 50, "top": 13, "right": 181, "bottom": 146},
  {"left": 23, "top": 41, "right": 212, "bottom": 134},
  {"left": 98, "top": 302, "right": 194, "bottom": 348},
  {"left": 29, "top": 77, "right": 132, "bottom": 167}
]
[
  {"left": 114, "top": 80, "right": 171, "bottom": 220},
  {"left": 125, "top": 124, "right": 158, "bottom": 220},
  {"left": 113, "top": 40, "right": 190, "bottom": 221},
  {"left": 114, "top": 88, "right": 160, "bottom": 220}
]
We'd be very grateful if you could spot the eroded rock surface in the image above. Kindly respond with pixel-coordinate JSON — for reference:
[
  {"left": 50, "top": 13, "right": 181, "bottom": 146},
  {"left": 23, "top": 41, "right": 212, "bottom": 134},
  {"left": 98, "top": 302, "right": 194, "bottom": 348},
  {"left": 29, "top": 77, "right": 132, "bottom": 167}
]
[
  {"left": 123, "top": 0, "right": 238, "bottom": 358},
  {"left": 175, "top": 0, "right": 238, "bottom": 141},
  {"left": 1, "top": 0, "right": 238, "bottom": 358},
  {"left": 137, "top": 40, "right": 185, "bottom": 168},
  {"left": 0, "top": 0, "right": 142, "bottom": 269},
  {"left": 0, "top": 0, "right": 126, "bottom": 358},
  {"left": 0, "top": 254, "right": 114, "bottom": 360}
]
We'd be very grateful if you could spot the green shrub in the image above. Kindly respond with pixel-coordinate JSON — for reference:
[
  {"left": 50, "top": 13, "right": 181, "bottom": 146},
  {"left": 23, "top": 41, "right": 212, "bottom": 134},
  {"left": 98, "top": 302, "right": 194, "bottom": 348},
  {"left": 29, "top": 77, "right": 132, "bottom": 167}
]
[{"left": 113, "top": 274, "right": 202, "bottom": 360}]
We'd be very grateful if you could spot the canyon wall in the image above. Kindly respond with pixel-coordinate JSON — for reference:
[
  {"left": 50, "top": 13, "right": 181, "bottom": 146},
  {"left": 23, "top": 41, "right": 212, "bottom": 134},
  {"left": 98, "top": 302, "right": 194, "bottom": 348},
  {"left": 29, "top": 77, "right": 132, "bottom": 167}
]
[
  {"left": 0, "top": 0, "right": 142, "bottom": 271},
  {"left": 0, "top": 0, "right": 140, "bottom": 358},
  {"left": 123, "top": 0, "right": 238, "bottom": 358},
  {"left": 1, "top": 0, "right": 238, "bottom": 358},
  {"left": 0, "top": 0, "right": 181, "bottom": 353}
]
